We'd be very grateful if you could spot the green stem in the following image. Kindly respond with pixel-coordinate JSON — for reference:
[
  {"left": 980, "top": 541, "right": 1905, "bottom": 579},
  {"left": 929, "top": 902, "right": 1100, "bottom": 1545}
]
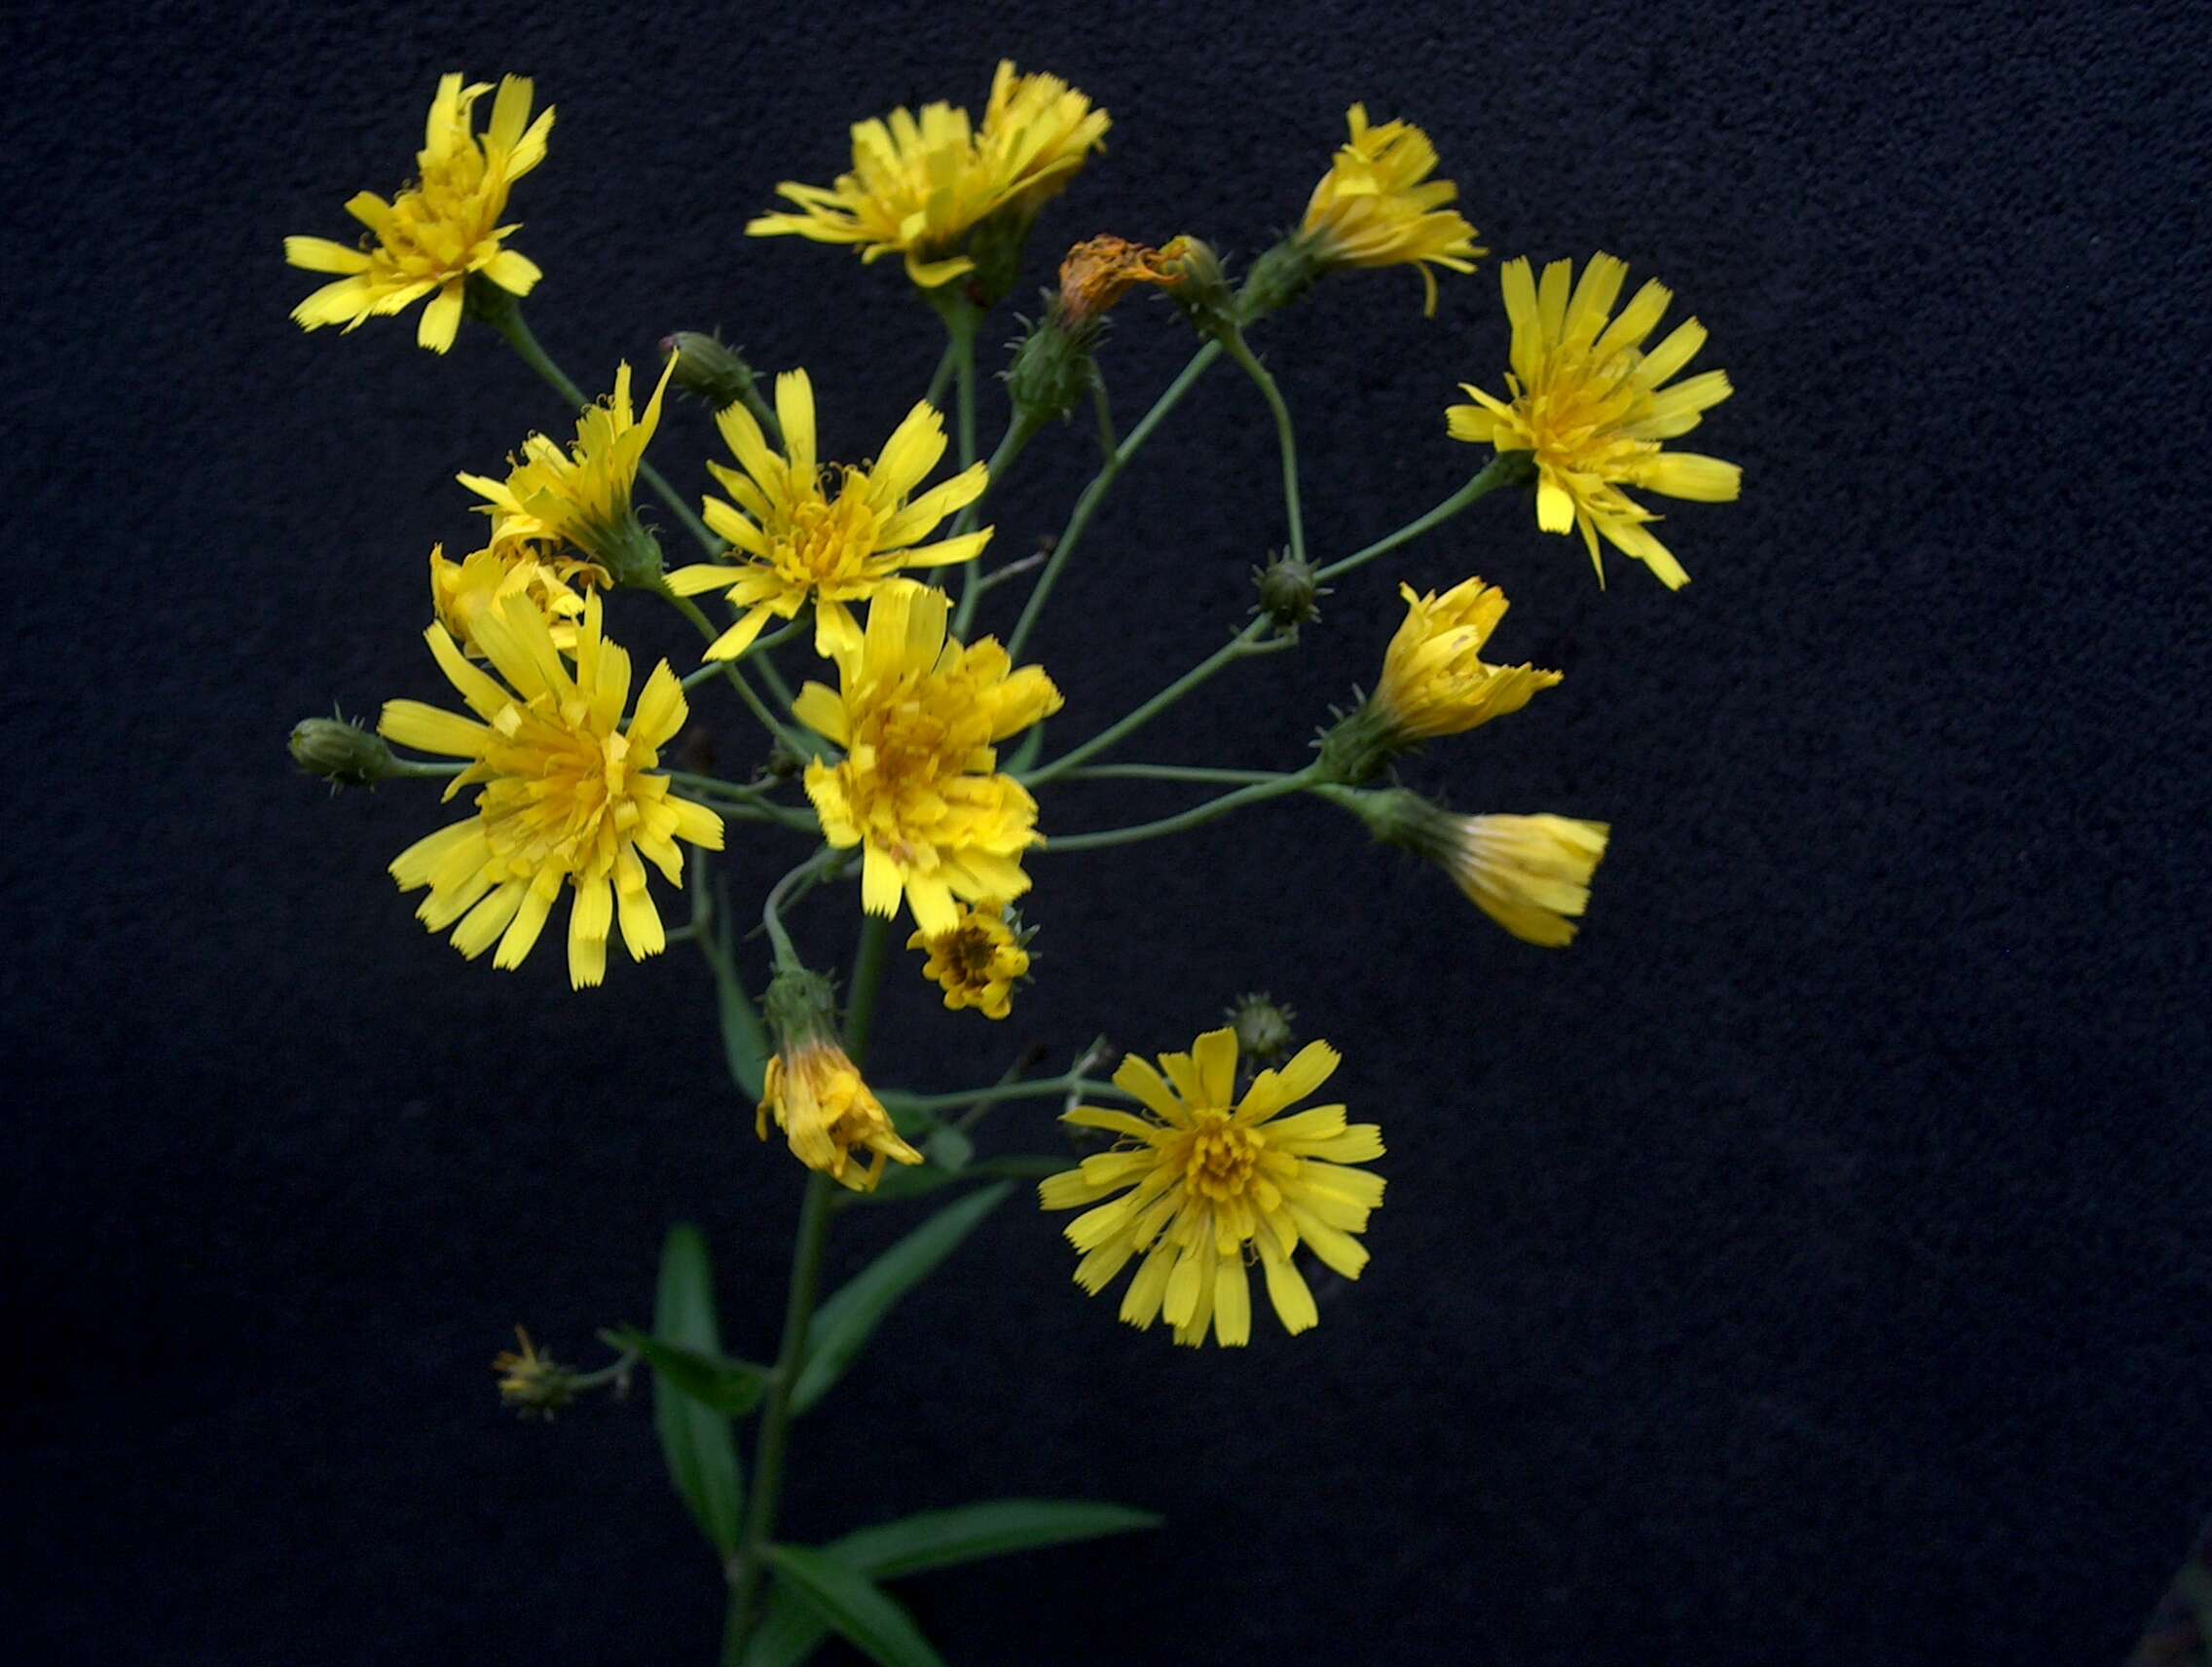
[
  {"left": 1006, "top": 341, "right": 1222, "bottom": 662},
  {"left": 952, "top": 412, "right": 1044, "bottom": 638},
  {"left": 880, "top": 1074, "right": 1130, "bottom": 1115},
  {"left": 761, "top": 847, "right": 834, "bottom": 970},
  {"left": 723, "top": 1169, "right": 835, "bottom": 1653},
  {"left": 1043, "top": 768, "right": 1318, "bottom": 852},
  {"left": 475, "top": 291, "right": 722, "bottom": 558},
  {"left": 924, "top": 337, "right": 959, "bottom": 409},
  {"left": 1021, "top": 620, "right": 1291, "bottom": 786},
  {"left": 657, "top": 771, "right": 815, "bottom": 831},
  {"left": 1220, "top": 329, "right": 1307, "bottom": 568},
  {"left": 384, "top": 757, "right": 465, "bottom": 780},
  {"left": 1056, "top": 762, "right": 1286, "bottom": 787},
  {"left": 950, "top": 310, "right": 979, "bottom": 469},
  {"left": 1313, "top": 453, "right": 1531, "bottom": 583},
  {"left": 661, "top": 590, "right": 816, "bottom": 756},
  {"left": 843, "top": 915, "right": 893, "bottom": 1069}
]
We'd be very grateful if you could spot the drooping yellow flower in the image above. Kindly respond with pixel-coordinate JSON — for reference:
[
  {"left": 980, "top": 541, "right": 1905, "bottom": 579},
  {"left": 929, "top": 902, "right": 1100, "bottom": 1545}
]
[
  {"left": 757, "top": 1036, "right": 923, "bottom": 1193},
  {"left": 458, "top": 357, "right": 678, "bottom": 580},
  {"left": 664, "top": 370, "right": 991, "bottom": 661},
  {"left": 1441, "top": 813, "right": 1610, "bottom": 946},
  {"left": 1040, "top": 1027, "right": 1385, "bottom": 1349},
  {"left": 748, "top": 60, "right": 1110, "bottom": 291},
  {"left": 285, "top": 74, "right": 553, "bottom": 353},
  {"left": 378, "top": 591, "right": 723, "bottom": 989},
  {"left": 1299, "top": 104, "right": 1484, "bottom": 315},
  {"left": 793, "top": 580, "right": 1061, "bottom": 936},
  {"left": 908, "top": 903, "right": 1030, "bottom": 1019},
  {"left": 1448, "top": 253, "right": 1739, "bottom": 589},
  {"left": 427, "top": 540, "right": 601, "bottom": 656},
  {"left": 1374, "top": 577, "right": 1562, "bottom": 741}
]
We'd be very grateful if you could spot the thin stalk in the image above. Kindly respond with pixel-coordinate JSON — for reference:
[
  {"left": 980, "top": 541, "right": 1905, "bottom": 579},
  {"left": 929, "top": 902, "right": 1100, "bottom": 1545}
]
[
  {"left": 1056, "top": 762, "right": 1286, "bottom": 787},
  {"left": 1021, "top": 620, "right": 1293, "bottom": 786},
  {"left": 924, "top": 337, "right": 959, "bottom": 409},
  {"left": 384, "top": 758, "right": 465, "bottom": 780},
  {"left": 842, "top": 915, "right": 893, "bottom": 1069},
  {"left": 761, "top": 847, "right": 834, "bottom": 969},
  {"left": 1220, "top": 329, "right": 1307, "bottom": 567},
  {"left": 953, "top": 411, "right": 1044, "bottom": 638},
  {"left": 880, "top": 1074, "right": 1133, "bottom": 1116},
  {"left": 660, "top": 590, "right": 816, "bottom": 756},
  {"left": 1314, "top": 453, "right": 1531, "bottom": 583},
  {"left": 1042, "top": 769, "right": 1318, "bottom": 853},
  {"left": 1006, "top": 340, "right": 1222, "bottom": 661}
]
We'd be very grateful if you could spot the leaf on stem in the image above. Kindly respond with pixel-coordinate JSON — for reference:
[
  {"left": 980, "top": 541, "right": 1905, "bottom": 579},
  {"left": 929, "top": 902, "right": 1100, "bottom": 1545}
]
[
  {"left": 761, "top": 1545, "right": 946, "bottom": 1667},
  {"left": 611, "top": 1328, "right": 768, "bottom": 1417},
  {"left": 650, "top": 1224, "right": 744, "bottom": 1553},
  {"left": 793, "top": 1182, "right": 1011, "bottom": 1413}
]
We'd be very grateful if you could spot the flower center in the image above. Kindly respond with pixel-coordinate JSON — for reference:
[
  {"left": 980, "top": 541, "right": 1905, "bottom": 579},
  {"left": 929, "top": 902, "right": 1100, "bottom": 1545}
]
[
  {"left": 775, "top": 474, "right": 882, "bottom": 588},
  {"left": 1184, "top": 1110, "right": 1262, "bottom": 1202},
  {"left": 482, "top": 720, "right": 634, "bottom": 878},
  {"left": 945, "top": 926, "right": 1000, "bottom": 983}
]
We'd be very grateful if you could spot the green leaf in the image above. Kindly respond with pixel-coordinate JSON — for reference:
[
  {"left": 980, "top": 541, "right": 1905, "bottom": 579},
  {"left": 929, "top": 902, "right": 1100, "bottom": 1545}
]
[
  {"left": 650, "top": 1224, "right": 743, "bottom": 1552},
  {"left": 741, "top": 1500, "right": 1160, "bottom": 1664},
  {"left": 829, "top": 1500, "right": 1162, "bottom": 1579},
  {"left": 717, "top": 957, "right": 769, "bottom": 1101},
  {"left": 763, "top": 1545, "right": 945, "bottom": 1667},
  {"left": 793, "top": 1183, "right": 1011, "bottom": 1414},
  {"left": 613, "top": 1327, "right": 768, "bottom": 1417}
]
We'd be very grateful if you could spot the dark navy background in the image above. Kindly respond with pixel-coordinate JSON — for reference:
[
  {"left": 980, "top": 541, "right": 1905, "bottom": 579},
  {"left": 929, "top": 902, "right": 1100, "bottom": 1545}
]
[{"left": 7, "top": 2, "right": 2208, "bottom": 1661}]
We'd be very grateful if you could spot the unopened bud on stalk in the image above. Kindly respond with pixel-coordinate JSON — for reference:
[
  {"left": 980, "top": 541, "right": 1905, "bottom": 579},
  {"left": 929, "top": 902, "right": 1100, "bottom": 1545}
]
[
  {"left": 1005, "top": 304, "right": 1098, "bottom": 428},
  {"left": 1237, "top": 238, "right": 1327, "bottom": 324},
  {"left": 660, "top": 332, "right": 766, "bottom": 412},
  {"left": 1252, "top": 552, "right": 1327, "bottom": 628},
  {"left": 1224, "top": 992, "right": 1298, "bottom": 1070},
  {"left": 1156, "top": 235, "right": 1238, "bottom": 341},
  {"left": 1332, "top": 787, "right": 1609, "bottom": 947},
  {"left": 288, "top": 709, "right": 396, "bottom": 790}
]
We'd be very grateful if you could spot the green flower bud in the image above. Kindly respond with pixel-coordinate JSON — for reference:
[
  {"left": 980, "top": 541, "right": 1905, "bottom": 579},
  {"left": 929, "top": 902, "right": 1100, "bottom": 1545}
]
[
  {"left": 1237, "top": 236, "right": 1327, "bottom": 324},
  {"left": 661, "top": 331, "right": 766, "bottom": 412},
  {"left": 1252, "top": 552, "right": 1327, "bottom": 628},
  {"left": 1224, "top": 992, "right": 1298, "bottom": 1070},
  {"left": 1156, "top": 236, "right": 1239, "bottom": 342},
  {"left": 762, "top": 963, "right": 840, "bottom": 1046},
  {"left": 1005, "top": 301, "right": 1099, "bottom": 427},
  {"left": 288, "top": 709, "right": 395, "bottom": 790}
]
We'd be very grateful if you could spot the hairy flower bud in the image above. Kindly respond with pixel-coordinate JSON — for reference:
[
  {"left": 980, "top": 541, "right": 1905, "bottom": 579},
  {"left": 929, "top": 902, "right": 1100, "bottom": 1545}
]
[
  {"left": 1224, "top": 992, "right": 1298, "bottom": 1069},
  {"left": 1005, "top": 302, "right": 1099, "bottom": 427},
  {"left": 660, "top": 331, "right": 766, "bottom": 413},
  {"left": 1252, "top": 552, "right": 1326, "bottom": 628},
  {"left": 1156, "top": 235, "right": 1238, "bottom": 341},
  {"left": 288, "top": 710, "right": 396, "bottom": 790}
]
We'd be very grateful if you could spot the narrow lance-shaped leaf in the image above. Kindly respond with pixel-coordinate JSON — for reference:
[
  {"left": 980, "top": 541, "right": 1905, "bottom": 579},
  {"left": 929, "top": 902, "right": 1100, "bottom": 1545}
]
[
  {"left": 651, "top": 1224, "right": 744, "bottom": 1552},
  {"left": 763, "top": 1544, "right": 946, "bottom": 1667},
  {"left": 742, "top": 1500, "right": 1161, "bottom": 1666},
  {"left": 793, "top": 1182, "right": 1010, "bottom": 1414},
  {"left": 613, "top": 1327, "right": 769, "bottom": 1417}
]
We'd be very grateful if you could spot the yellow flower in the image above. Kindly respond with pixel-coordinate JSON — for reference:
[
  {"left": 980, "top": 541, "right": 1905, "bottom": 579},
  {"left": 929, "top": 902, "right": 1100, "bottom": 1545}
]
[
  {"left": 1374, "top": 577, "right": 1562, "bottom": 741},
  {"left": 664, "top": 370, "right": 991, "bottom": 661},
  {"left": 492, "top": 1326, "right": 573, "bottom": 1417},
  {"left": 458, "top": 357, "right": 678, "bottom": 578},
  {"left": 748, "top": 60, "right": 1110, "bottom": 291},
  {"left": 793, "top": 580, "right": 1061, "bottom": 936},
  {"left": 907, "top": 903, "right": 1029, "bottom": 1019},
  {"left": 1299, "top": 104, "right": 1484, "bottom": 315},
  {"left": 1448, "top": 253, "right": 1739, "bottom": 589},
  {"left": 1039, "top": 1027, "right": 1385, "bottom": 1349},
  {"left": 378, "top": 591, "right": 724, "bottom": 989},
  {"left": 1442, "top": 813, "right": 1610, "bottom": 947},
  {"left": 756, "top": 1037, "right": 923, "bottom": 1193},
  {"left": 427, "top": 540, "right": 601, "bottom": 656},
  {"left": 285, "top": 74, "right": 553, "bottom": 353}
]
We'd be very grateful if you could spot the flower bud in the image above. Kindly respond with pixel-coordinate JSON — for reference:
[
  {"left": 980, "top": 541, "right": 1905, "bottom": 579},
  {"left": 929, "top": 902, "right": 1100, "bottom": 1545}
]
[
  {"left": 1156, "top": 235, "right": 1239, "bottom": 341},
  {"left": 1004, "top": 302, "right": 1099, "bottom": 428},
  {"left": 1332, "top": 787, "right": 1609, "bottom": 946},
  {"left": 1237, "top": 237, "right": 1326, "bottom": 324},
  {"left": 661, "top": 331, "right": 766, "bottom": 413},
  {"left": 1252, "top": 552, "right": 1326, "bottom": 628},
  {"left": 288, "top": 710, "right": 396, "bottom": 790},
  {"left": 1224, "top": 992, "right": 1298, "bottom": 1070}
]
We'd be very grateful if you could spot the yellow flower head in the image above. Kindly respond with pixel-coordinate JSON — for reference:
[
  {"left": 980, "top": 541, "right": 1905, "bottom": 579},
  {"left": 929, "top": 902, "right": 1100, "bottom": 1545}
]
[
  {"left": 748, "top": 60, "right": 1110, "bottom": 291},
  {"left": 378, "top": 591, "right": 724, "bottom": 989},
  {"left": 793, "top": 580, "right": 1062, "bottom": 936},
  {"left": 1374, "top": 577, "right": 1563, "bottom": 742},
  {"left": 1442, "top": 813, "right": 1610, "bottom": 947},
  {"left": 458, "top": 357, "right": 678, "bottom": 577},
  {"left": 285, "top": 74, "right": 553, "bottom": 353},
  {"left": 492, "top": 1326, "right": 573, "bottom": 1417},
  {"left": 907, "top": 902, "right": 1030, "bottom": 1019},
  {"left": 1448, "top": 253, "right": 1740, "bottom": 589},
  {"left": 664, "top": 370, "right": 991, "bottom": 662},
  {"left": 1040, "top": 1027, "right": 1385, "bottom": 1349},
  {"left": 1299, "top": 104, "right": 1484, "bottom": 315},
  {"left": 757, "top": 1036, "right": 923, "bottom": 1193},
  {"left": 428, "top": 540, "right": 602, "bottom": 657},
  {"left": 1057, "top": 236, "right": 1174, "bottom": 324}
]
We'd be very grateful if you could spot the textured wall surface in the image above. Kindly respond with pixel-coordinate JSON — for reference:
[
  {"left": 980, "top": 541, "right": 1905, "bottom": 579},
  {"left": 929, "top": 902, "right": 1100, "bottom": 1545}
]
[{"left": 7, "top": 1, "right": 2209, "bottom": 1661}]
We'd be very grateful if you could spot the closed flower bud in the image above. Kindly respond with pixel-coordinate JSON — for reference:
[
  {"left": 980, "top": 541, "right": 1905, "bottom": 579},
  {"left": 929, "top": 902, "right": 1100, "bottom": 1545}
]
[
  {"left": 660, "top": 331, "right": 765, "bottom": 412},
  {"left": 289, "top": 710, "right": 395, "bottom": 790},
  {"left": 1224, "top": 991, "right": 1298, "bottom": 1069},
  {"left": 1252, "top": 551, "right": 1326, "bottom": 628},
  {"left": 1005, "top": 302, "right": 1099, "bottom": 427},
  {"left": 1156, "top": 235, "right": 1238, "bottom": 341}
]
